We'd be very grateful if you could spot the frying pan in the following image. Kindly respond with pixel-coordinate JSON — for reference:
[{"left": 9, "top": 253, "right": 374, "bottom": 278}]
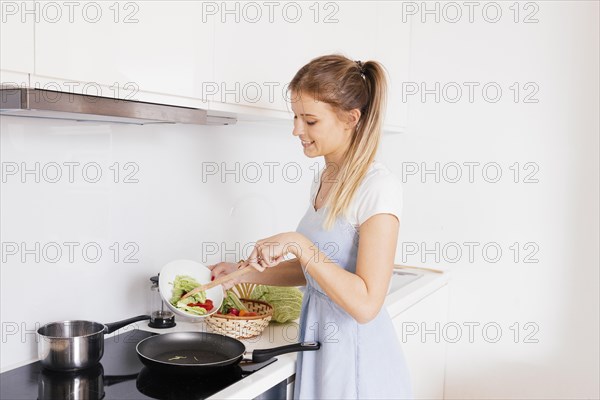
[
  {"left": 136, "top": 365, "right": 243, "bottom": 399},
  {"left": 136, "top": 332, "right": 320, "bottom": 374}
]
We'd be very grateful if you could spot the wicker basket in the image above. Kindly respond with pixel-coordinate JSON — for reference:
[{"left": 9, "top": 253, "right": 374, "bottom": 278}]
[{"left": 206, "top": 298, "right": 273, "bottom": 339}]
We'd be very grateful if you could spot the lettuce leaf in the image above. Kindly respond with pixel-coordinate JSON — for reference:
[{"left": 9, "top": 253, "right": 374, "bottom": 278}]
[
  {"left": 250, "top": 286, "right": 303, "bottom": 323},
  {"left": 175, "top": 301, "right": 208, "bottom": 316},
  {"left": 170, "top": 275, "right": 207, "bottom": 313}
]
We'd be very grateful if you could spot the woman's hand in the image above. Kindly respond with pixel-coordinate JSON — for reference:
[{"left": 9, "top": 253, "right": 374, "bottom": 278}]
[
  {"left": 207, "top": 262, "right": 245, "bottom": 290},
  {"left": 208, "top": 232, "right": 302, "bottom": 288},
  {"left": 246, "top": 232, "right": 301, "bottom": 272}
]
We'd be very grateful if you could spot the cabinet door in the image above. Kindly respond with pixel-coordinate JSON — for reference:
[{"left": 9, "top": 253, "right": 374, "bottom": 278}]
[
  {"left": 1, "top": 0, "right": 34, "bottom": 83},
  {"left": 373, "top": 3, "right": 411, "bottom": 132},
  {"left": 392, "top": 284, "right": 449, "bottom": 399},
  {"left": 34, "top": 1, "right": 213, "bottom": 106},
  {"left": 212, "top": 2, "right": 409, "bottom": 129},
  {"left": 212, "top": 3, "right": 316, "bottom": 114}
]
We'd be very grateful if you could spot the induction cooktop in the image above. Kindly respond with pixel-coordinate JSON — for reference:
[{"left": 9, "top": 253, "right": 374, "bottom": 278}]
[{"left": 0, "top": 329, "right": 277, "bottom": 400}]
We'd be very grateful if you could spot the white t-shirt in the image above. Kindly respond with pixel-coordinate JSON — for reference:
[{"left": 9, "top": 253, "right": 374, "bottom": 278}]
[{"left": 311, "top": 160, "right": 404, "bottom": 227}]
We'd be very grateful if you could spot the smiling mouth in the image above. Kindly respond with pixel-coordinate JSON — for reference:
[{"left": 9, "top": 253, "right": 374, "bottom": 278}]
[{"left": 301, "top": 140, "right": 315, "bottom": 147}]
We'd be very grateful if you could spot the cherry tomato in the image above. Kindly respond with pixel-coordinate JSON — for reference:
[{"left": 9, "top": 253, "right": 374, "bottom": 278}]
[{"left": 187, "top": 300, "right": 214, "bottom": 312}]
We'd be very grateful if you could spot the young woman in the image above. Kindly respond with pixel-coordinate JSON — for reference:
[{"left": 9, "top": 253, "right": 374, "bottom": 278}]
[{"left": 209, "top": 54, "right": 412, "bottom": 399}]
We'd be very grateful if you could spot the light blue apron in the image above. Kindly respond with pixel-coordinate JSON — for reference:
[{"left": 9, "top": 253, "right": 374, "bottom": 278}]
[{"left": 293, "top": 204, "right": 413, "bottom": 399}]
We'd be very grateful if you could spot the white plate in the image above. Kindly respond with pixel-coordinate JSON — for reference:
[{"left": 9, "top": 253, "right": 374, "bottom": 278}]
[{"left": 159, "top": 259, "right": 224, "bottom": 319}]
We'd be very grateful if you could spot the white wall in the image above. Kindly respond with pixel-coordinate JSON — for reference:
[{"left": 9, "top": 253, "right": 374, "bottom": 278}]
[{"left": 380, "top": 1, "right": 599, "bottom": 399}]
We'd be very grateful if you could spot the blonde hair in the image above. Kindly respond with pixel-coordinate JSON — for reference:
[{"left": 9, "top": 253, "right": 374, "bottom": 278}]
[{"left": 289, "top": 54, "right": 388, "bottom": 229}]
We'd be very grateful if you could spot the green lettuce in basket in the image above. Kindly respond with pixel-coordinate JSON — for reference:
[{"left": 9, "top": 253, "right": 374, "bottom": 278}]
[
  {"left": 250, "top": 285, "right": 303, "bottom": 323},
  {"left": 218, "top": 290, "right": 248, "bottom": 315}
]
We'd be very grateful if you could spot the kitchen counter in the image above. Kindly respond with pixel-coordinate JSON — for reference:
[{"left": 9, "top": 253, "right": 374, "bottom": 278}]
[
  {"left": 1, "top": 267, "right": 449, "bottom": 399},
  {"left": 139, "top": 267, "right": 451, "bottom": 399}
]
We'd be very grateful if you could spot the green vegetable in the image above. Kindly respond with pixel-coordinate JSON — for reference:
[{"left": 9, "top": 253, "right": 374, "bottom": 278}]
[
  {"left": 219, "top": 290, "right": 248, "bottom": 314},
  {"left": 250, "top": 286, "right": 303, "bottom": 323},
  {"left": 175, "top": 300, "right": 208, "bottom": 316},
  {"left": 170, "top": 275, "right": 208, "bottom": 315}
]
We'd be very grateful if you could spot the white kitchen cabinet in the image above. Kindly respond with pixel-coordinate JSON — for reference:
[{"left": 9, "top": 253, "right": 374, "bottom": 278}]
[
  {"left": 12, "top": 1, "right": 409, "bottom": 128},
  {"left": 393, "top": 284, "right": 450, "bottom": 399},
  {"left": 373, "top": 3, "right": 411, "bottom": 132},
  {"left": 0, "top": 0, "right": 34, "bottom": 84},
  {"left": 33, "top": 1, "right": 213, "bottom": 107},
  {"left": 212, "top": 1, "right": 410, "bottom": 131},
  {"left": 213, "top": 1, "right": 381, "bottom": 112}
]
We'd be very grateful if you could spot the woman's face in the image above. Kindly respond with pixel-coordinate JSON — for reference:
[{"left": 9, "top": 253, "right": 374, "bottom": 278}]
[{"left": 290, "top": 91, "right": 354, "bottom": 164}]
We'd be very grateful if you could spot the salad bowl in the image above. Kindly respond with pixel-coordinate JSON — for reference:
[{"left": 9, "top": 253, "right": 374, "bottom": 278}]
[{"left": 159, "top": 259, "right": 224, "bottom": 319}]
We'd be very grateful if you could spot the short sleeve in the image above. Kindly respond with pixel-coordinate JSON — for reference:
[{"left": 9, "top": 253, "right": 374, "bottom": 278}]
[{"left": 355, "top": 172, "right": 403, "bottom": 226}]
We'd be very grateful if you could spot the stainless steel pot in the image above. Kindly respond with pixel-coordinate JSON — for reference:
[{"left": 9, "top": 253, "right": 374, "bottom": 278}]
[
  {"left": 38, "top": 363, "right": 138, "bottom": 400},
  {"left": 37, "top": 315, "right": 150, "bottom": 371}
]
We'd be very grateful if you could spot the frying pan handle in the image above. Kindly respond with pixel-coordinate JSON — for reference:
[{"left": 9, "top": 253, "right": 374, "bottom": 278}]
[
  {"left": 104, "top": 315, "right": 151, "bottom": 334},
  {"left": 252, "top": 342, "right": 321, "bottom": 363}
]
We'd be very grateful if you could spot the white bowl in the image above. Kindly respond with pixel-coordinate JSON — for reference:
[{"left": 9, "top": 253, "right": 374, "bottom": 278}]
[{"left": 159, "top": 259, "right": 224, "bottom": 319}]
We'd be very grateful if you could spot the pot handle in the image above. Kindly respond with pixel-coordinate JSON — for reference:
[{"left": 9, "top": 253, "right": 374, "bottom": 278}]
[
  {"left": 104, "top": 315, "right": 151, "bottom": 334},
  {"left": 251, "top": 342, "right": 320, "bottom": 363}
]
